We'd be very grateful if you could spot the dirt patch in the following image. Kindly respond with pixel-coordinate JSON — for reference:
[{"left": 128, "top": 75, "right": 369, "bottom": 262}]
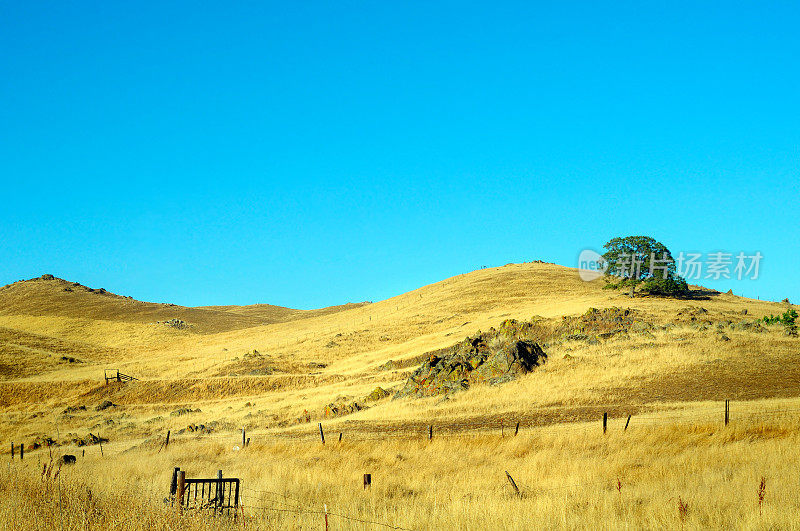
[{"left": 608, "top": 355, "right": 800, "bottom": 403}]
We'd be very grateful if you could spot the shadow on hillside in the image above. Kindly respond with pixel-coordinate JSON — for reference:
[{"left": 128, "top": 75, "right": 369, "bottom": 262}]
[
  {"left": 676, "top": 288, "right": 721, "bottom": 301},
  {"left": 638, "top": 288, "right": 720, "bottom": 301}
]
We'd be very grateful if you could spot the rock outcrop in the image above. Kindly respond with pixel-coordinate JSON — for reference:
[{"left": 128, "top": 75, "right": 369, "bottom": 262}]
[
  {"left": 67, "top": 433, "right": 109, "bottom": 447},
  {"left": 158, "top": 318, "right": 190, "bottom": 330},
  {"left": 324, "top": 400, "right": 367, "bottom": 418},
  {"left": 395, "top": 319, "right": 548, "bottom": 399},
  {"left": 323, "top": 387, "right": 391, "bottom": 418},
  {"left": 366, "top": 386, "right": 390, "bottom": 402},
  {"left": 95, "top": 400, "right": 115, "bottom": 411}
]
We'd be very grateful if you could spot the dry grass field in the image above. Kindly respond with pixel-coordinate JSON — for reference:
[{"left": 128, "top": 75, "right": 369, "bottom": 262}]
[{"left": 1, "top": 262, "right": 799, "bottom": 529}]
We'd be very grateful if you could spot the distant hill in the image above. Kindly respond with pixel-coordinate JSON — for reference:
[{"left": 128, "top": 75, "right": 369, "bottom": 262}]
[{"left": 0, "top": 275, "right": 368, "bottom": 334}]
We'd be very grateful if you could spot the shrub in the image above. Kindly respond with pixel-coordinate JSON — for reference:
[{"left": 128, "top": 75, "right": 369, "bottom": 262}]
[
  {"left": 762, "top": 309, "right": 797, "bottom": 326},
  {"left": 762, "top": 309, "right": 798, "bottom": 336},
  {"left": 639, "top": 277, "right": 689, "bottom": 297}
]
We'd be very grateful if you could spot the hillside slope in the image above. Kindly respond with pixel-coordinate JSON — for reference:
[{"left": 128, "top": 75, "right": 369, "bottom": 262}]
[
  {"left": 0, "top": 275, "right": 366, "bottom": 333},
  {"left": 0, "top": 262, "right": 796, "bottom": 450}
]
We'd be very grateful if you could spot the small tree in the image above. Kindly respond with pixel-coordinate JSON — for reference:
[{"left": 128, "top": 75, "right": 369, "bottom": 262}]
[{"left": 601, "top": 235, "right": 688, "bottom": 297}]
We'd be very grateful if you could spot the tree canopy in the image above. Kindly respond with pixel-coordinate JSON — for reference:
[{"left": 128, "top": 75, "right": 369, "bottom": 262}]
[{"left": 601, "top": 235, "right": 688, "bottom": 296}]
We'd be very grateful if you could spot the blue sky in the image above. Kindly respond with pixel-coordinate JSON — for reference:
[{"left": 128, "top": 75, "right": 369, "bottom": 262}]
[{"left": 1, "top": 1, "right": 798, "bottom": 308}]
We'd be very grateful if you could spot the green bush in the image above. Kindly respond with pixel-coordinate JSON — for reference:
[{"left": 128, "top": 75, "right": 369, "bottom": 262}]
[
  {"left": 762, "top": 308, "right": 797, "bottom": 325},
  {"left": 762, "top": 309, "right": 798, "bottom": 330},
  {"left": 639, "top": 277, "right": 689, "bottom": 296}
]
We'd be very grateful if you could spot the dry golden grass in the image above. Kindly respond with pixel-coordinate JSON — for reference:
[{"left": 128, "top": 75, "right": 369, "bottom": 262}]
[
  {"left": 4, "top": 406, "right": 800, "bottom": 529},
  {"left": 1, "top": 263, "right": 798, "bottom": 527}
]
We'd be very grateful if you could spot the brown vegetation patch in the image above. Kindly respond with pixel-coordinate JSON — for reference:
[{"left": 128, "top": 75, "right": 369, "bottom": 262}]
[{"left": 608, "top": 354, "right": 800, "bottom": 404}]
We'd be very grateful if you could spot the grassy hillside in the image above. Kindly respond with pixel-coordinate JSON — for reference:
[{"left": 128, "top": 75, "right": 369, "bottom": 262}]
[
  {"left": 0, "top": 275, "right": 367, "bottom": 333},
  {"left": 1, "top": 263, "right": 798, "bottom": 528}
]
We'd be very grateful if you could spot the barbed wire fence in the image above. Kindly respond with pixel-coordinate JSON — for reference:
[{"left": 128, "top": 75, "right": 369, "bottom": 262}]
[
  {"left": 171, "top": 398, "right": 800, "bottom": 529},
  {"left": 8, "top": 397, "right": 800, "bottom": 530}
]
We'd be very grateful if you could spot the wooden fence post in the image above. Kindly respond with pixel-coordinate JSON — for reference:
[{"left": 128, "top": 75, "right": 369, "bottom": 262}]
[
  {"left": 319, "top": 423, "right": 325, "bottom": 444},
  {"left": 170, "top": 467, "right": 180, "bottom": 497},
  {"left": 624, "top": 415, "right": 631, "bottom": 431},
  {"left": 20, "top": 444, "right": 23, "bottom": 460},
  {"left": 363, "top": 473, "right": 372, "bottom": 490},
  {"left": 215, "top": 470, "right": 223, "bottom": 511},
  {"left": 246, "top": 437, "right": 250, "bottom": 447},
  {"left": 725, "top": 400, "right": 729, "bottom": 426},
  {"left": 603, "top": 413, "right": 608, "bottom": 435},
  {"left": 99, "top": 440, "right": 103, "bottom": 457},
  {"left": 514, "top": 422, "right": 520, "bottom": 436},
  {"left": 429, "top": 425, "right": 433, "bottom": 441},
  {"left": 10, "top": 443, "right": 13, "bottom": 459},
  {"left": 165, "top": 430, "right": 170, "bottom": 449},
  {"left": 177, "top": 471, "right": 186, "bottom": 514},
  {"left": 505, "top": 471, "right": 521, "bottom": 496},
  {"left": 338, "top": 432, "right": 342, "bottom": 443}
]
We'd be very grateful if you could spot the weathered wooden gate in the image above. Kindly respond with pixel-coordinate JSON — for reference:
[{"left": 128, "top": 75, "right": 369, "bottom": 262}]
[
  {"left": 104, "top": 369, "right": 138, "bottom": 385},
  {"left": 170, "top": 467, "right": 240, "bottom": 516}
]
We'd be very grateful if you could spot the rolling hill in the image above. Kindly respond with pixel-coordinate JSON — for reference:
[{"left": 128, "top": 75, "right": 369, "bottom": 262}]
[
  {"left": 0, "top": 262, "right": 795, "bottom": 426},
  {"left": 2, "top": 263, "right": 799, "bottom": 528}
]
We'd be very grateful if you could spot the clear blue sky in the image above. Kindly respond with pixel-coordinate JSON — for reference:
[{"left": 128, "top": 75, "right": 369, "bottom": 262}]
[{"left": 1, "top": 2, "right": 798, "bottom": 308}]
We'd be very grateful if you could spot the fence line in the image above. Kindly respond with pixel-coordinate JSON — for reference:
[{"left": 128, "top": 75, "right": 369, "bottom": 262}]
[
  {"left": 239, "top": 499, "right": 415, "bottom": 530},
  {"left": 11, "top": 399, "right": 799, "bottom": 530},
  {"left": 133, "top": 400, "right": 800, "bottom": 450}
]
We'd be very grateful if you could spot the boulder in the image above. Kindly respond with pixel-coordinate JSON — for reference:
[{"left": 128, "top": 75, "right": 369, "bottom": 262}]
[
  {"left": 556, "top": 308, "right": 641, "bottom": 341},
  {"left": 395, "top": 320, "right": 547, "bottom": 399},
  {"left": 58, "top": 455, "right": 77, "bottom": 466},
  {"left": 95, "top": 400, "right": 115, "bottom": 411},
  {"left": 87, "top": 433, "right": 108, "bottom": 445},
  {"left": 72, "top": 433, "right": 109, "bottom": 447},
  {"left": 365, "top": 387, "right": 390, "bottom": 402},
  {"left": 324, "top": 400, "right": 368, "bottom": 418},
  {"left": 159, "top": 318, "right": 189, "bottom": 329},
  {"left": 30, "top": 436, "right": 57, "bottom": 450},
  {"left": 170, "top": 407, "right": 201, "bottom": 417},
  {"left": 185, "top": 421, "right": 218, "bottom": 434}
]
